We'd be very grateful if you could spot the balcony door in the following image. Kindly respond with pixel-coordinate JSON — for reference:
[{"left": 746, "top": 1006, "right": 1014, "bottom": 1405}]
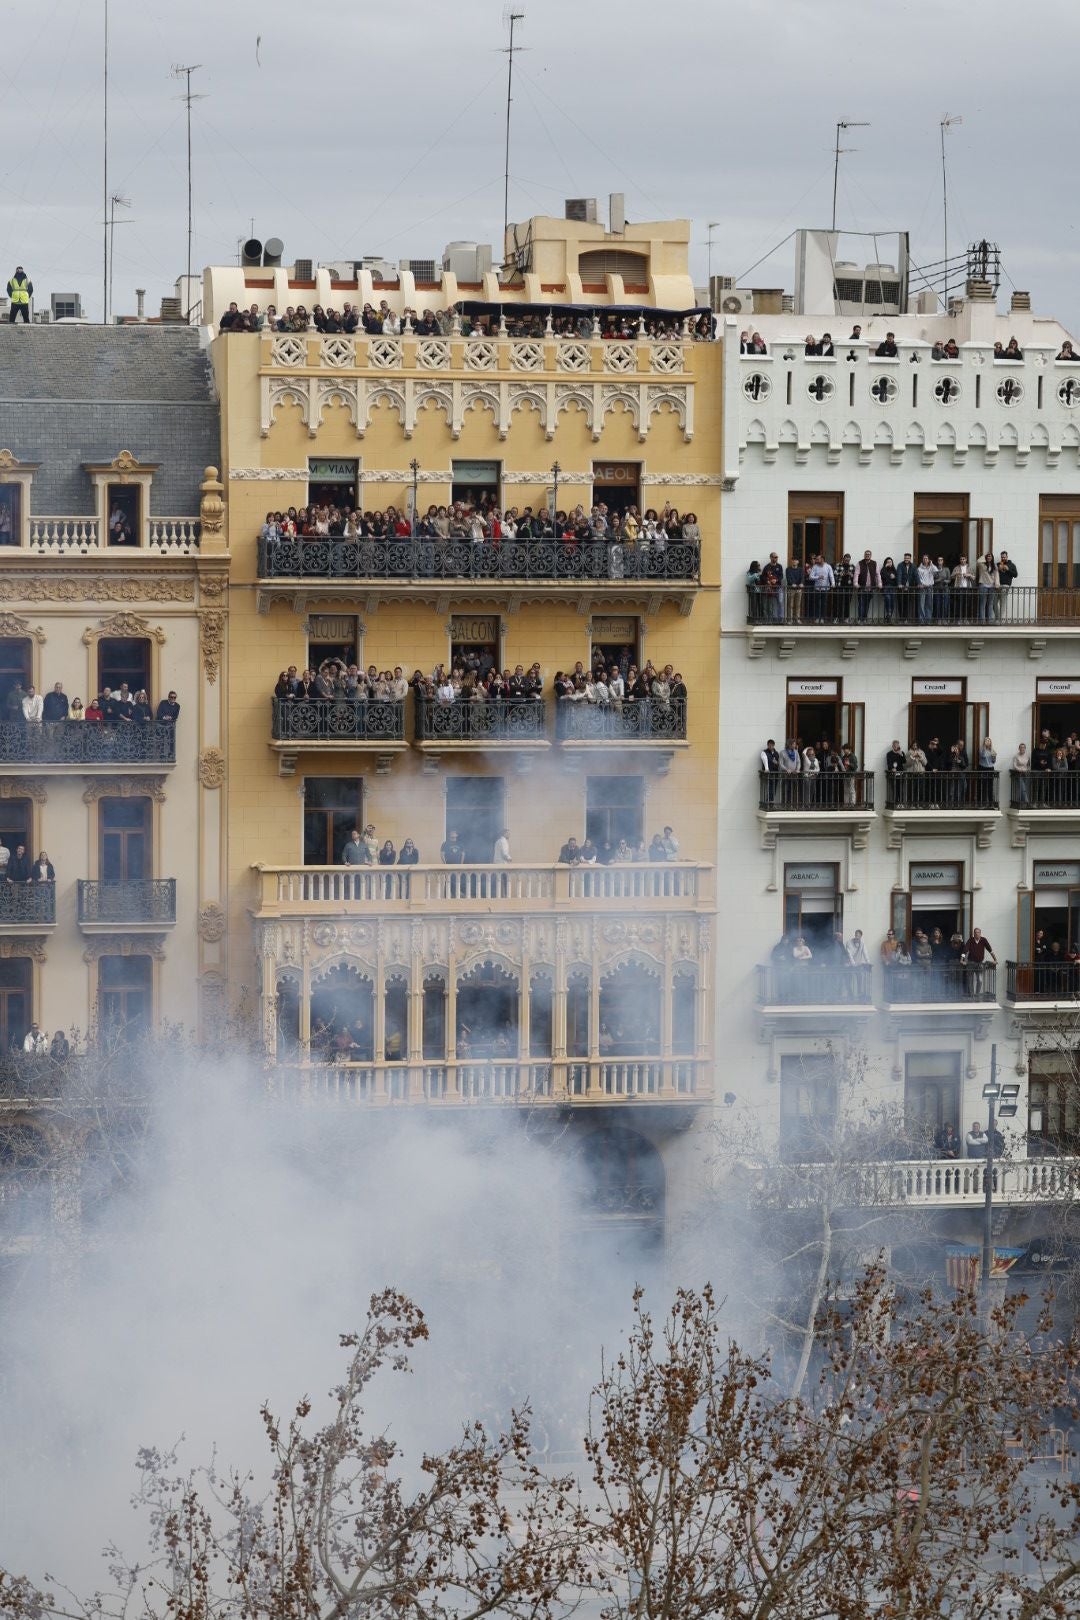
[
  {"left": 788, "top": 492, "right": 843, "bottom": 566},
  {"left": 446, "top": 776, "right": 504, "bottom": 864},
  {"left": 0, "top": 637, "right": 31, "bottom": 714},
  {"left": 1039, "top": 496, "right": 1080, "bottom": 620},
  {"left": 893, "top": 862, "right": 970, "bottom": 946},
  {"left": 0, "top": 958, "right": 31, "bottom": 1050},
  {"left": 908, "top": 679, "right": 987, "bottom": 758},
  {"left": 303, "top": 777, "right": 363, "bottom": 866},
  {"left": 98, "top": 955, "right": 152, "bottom": 1038},
  {"left": 1026, "top": 862, "right": 1080, "bottom": 956},
  {"left": 785, "top": 679, "right": 861, "bottom": 758},
  {"left": 904, "top": 1052, "right": 961, "bottom": 1142},
  {"left": 783, "top": 863, "right": 842, "bottom": 948},
  {"left": 98, "top": 636, "right": 151, "bottom": 700},
  {"left": 1034, "top": 680, "right": 1080, "bottom": 746},
  {"left": 101, "top": 798, "right": 150, "bottom": 882}
]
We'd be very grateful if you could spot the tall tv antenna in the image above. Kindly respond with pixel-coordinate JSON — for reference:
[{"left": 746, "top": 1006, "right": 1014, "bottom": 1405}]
[
  {"left": 173, "top": 64, "right": 205, "bottom": 322},
  {"left": 502, "top": 10, "right": 525, "bottom": 259},
  {"left": 107, "top": 193, "right": 132, "bottom": 323},
  {"left": 831, "top": 120, "right": 870, "bottom": 232},
  {"left": 940, "top": 113, "right": 963, "bottom": 311},
  {"left": 102, "top": 0, "right": 109, "bottom": 323}
]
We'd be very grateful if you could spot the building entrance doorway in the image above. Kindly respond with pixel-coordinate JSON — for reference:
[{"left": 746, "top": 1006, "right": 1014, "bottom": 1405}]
[{"left": 592, "top": 461, "right": 640, "bottom": 516}]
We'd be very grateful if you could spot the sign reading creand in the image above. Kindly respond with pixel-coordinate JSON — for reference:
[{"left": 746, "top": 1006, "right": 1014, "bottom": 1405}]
[
  {"left": 913, "top": 678, "right": 963, "bottom": 697},
  {"left": 1037, "top": 678, "right": 1080, "bottom": 696},
  {"left": 787, "top": 678, "right": 839, "bottom": 697}
]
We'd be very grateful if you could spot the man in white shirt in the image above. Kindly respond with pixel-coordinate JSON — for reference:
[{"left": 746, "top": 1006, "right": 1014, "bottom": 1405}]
[
  {"left": 21, "top": 686, "right": 43, "bottom": 723},
  {"left": 607, "top": 669, "right": 625, "bottom": 708},
  {"left": 493, "top": 829, "right": 512, "bottom": 863},
  {"left": 22, "top": 1022, "right": 47, "bottom": 1055},
  {"left": 436, "top": 677, "right": 457, "bottom": 704},
  {"left": 807, "top": 555, "right": 834, "bottom": 623},
  {"left": 846, "top": 929, "right": 869, "bottom": 965},
  {"left": 389, "top": 666, "right": 409, "bottom": 701},
  {"left": 661, "top": 826, "right": 679, "bottom": 859},
  {"left": 916, "top": 554, "right": 936, "bottom": 623}
]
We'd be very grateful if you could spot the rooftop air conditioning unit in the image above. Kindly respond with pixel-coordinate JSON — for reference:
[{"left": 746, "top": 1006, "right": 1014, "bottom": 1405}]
[
  {"left": 294, "top": 258, "right": 314, "bottom": 281},
  {"left": 403, "top": 258, "right": 437, "bottom": 281},
  {"left": 565, "top": 198, "right": 598, "bottom": 223},
  {"left": 832, "top": 261, "right": 863, "bottom": 303},
  {"left": 718, "top": 287, "right": 755, "bottom": 316}
]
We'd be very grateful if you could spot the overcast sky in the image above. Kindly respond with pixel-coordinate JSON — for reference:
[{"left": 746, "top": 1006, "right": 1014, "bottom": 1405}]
[{"left": 7, "top": 0, "right": 1080, "bottom": 327}]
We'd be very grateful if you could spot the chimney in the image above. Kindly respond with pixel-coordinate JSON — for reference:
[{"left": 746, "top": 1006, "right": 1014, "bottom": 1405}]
[
  {"left": 1010, "top": 289, "right": 1031, "bottom": 312},
  {"left": 965, "top": 277, "right": 994, "bottom": 303},
  {"left": 135, "top": 288, "right": 146, "bottom": 322}
]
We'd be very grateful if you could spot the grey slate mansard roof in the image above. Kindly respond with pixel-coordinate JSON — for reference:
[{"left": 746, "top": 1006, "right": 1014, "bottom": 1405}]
[{"left": 0, "top": 325, "right": 219, "bottom": 516}]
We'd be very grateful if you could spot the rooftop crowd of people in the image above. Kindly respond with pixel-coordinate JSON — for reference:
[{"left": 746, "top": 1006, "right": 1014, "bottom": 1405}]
[
  {"left": 221, "top": 298, "right": 714, "bottom": 341},
  {"left": 747, "top": 548, "right": 1020, "bottom": 625},
  {"left": 738, "top": 327, "right": 1068, "bottom": 362}
]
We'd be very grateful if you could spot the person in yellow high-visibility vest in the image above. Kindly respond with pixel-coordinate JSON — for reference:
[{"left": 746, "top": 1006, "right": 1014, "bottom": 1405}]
[{"left": 7, "top": 267, "right": 32, "bottom": 323}]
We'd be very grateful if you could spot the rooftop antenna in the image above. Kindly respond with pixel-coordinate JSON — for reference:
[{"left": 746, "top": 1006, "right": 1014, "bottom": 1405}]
[
  {"left": 501, "top": 9, "right": 525, "bottom": 263},
  {"left": 102, "top": 0, "right": 109, "bottom": 323},
  {"left": 831, "top": 120, "right": 870, "bottom": 232},
  {"left": 706, "top": 221, "right": 720, "bottom": 292},
  {"left": 107, "top": 193, "right": 132, "bottom": 323},
  {"left": 941, "top": 114, "right": 963, "bottom": 311},
  {"left": 172, "top": 64, "right": 205, "bottom": 322}
]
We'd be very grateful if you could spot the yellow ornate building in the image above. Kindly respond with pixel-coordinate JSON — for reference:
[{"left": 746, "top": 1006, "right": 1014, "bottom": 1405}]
[{"left": 208, "top": 213, "right": 721, "bottom": 1233}]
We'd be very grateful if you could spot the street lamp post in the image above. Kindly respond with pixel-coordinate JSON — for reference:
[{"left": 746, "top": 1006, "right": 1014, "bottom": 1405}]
[
  {"left": 980, "top": 1044, "right": 1020, "bottom": 1320},
  {"left": 550, "top": 460, "right": 560, "bottom": 528},
  {"left": 409, "top": 458, "right": 420, "bottom": 539}
]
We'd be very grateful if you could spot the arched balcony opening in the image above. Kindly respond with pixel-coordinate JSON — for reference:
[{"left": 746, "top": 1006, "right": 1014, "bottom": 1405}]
[
  {"left": 599, "top": 962, "right": 661, "bottom": 1056},
  {"left": 310, "top": 963, "right": 374, "bottom": 1063},
  {"left": 567, "top": 971, "right": 591, "bottom": 1059},
  {"left": 275, "top": 973, "right": 301, "bottom": 1058},
  {"left": 384, "top": 974, "right": 408, "bottom": 1062},
  {"left": 456, "top": 960, "right": 519, "bottom": 1060},
  {"left": 422, "top": 971, "right": 447, "bottom": 1060},
  {"left": 672, "top": 968, "right": 696, "bottom": 1057},
  {"left": 529, "top": 970, "right": 553, "bottom": 1058}
]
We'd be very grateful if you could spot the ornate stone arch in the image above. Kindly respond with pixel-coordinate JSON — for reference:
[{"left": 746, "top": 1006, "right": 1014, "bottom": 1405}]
[
  {"left": 507, "top": 386, "right": 549, "bottom": 435},
  {"left": 413, "top": 384, "right": 454, "bottom": 431},
  {"left": 553, "top": 386, "right": 595, "bottom": 434},
  {"left": 265, "top": 379, "right": 311, "bottom": 438},
  {"left": 460, "top": 385, "right": 504, "bottom": 442},
  {"left": 645, "top": 385, "right": 691, "bottom": 440},
  {"left": 313, "top": 379, "right": 360, "bottom": 433}
]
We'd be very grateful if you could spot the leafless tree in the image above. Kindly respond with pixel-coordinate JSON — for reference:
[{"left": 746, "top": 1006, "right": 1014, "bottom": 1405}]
[
  {"left": 580, "top": 1278, "right": 1080, "bottom": 1620},
  {"left": 0, "top": 1290, "right": 583, "bottom": 1620}
]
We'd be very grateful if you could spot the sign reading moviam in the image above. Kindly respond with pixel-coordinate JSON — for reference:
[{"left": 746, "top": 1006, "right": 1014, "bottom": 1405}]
[{"left": 308, "top": 458, "right": 359, "bottom": 481}]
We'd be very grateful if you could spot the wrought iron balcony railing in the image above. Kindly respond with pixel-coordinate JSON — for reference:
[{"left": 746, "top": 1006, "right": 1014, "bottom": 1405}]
[
  {"left": 756, "top": 963, "right": 873, "bottom": 1006},
  {"left": 77, "top": 879, "right": 177, "bottom": 925},
  {"left": 1009, "top": 770, "right": 1080, "bottom": 809},
  {"left": 271, "top": 697, "right": 405, "bottom": 743},
  {"left": 758, "top": 770, "right": 874, "bottom": 810},
  {"left": 884, "top": 769, "right": 999, "bottom": 811},
  {"left": 0, "top": 881, "right": 54, "bottom": 925},
  {"left": 883, "top": 961, "right": 997, "bottom": 1003},
  {"left": 556, "top": 697, "right": 687, "bottom": 742},
  {"left": 1006, "top": 960, "right": 1080, "bottom": 1001},
  {"left": 258, "top": 534, "right": 700, "bottom": 583},
  {"left": 747, "top": 584, "right": 1080, "bottom": 628},
  {"left": 414, "top": 697, "right": 546, "bottom": 744},
  {"left": 0, "top": 722, "right": 176, "bottom": 766}
]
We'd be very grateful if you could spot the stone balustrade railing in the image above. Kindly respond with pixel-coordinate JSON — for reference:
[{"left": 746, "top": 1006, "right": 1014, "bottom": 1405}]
[
  {"left": 267, "top": 332, "right": 688, "bottom": 376},
  {"left": 267, "top": 1055, "right": 709, "bottom": 1106},
  {"left": 26, "top": 517, "right": 200, "bottom": 556},
  {"left": 256, "top": 861, "right": 710, "bottom": 914}
]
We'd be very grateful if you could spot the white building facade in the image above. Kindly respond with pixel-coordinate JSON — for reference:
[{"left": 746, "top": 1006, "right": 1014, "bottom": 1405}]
[{"left": 718, "top": 287, "right": 1080, "bottom": 1201}]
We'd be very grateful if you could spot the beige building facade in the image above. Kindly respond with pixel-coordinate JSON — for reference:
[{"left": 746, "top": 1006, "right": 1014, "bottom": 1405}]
[{"left": 0, "top": 326, "right": 226, "bottom": 1047}]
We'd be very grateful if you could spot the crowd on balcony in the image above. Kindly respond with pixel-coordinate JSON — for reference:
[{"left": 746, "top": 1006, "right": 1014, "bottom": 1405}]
[
  {"left": 1028, "top": 930, "right": 1080, "bottom": 994},
  {"left": 331, "top": 822, "right": 681, "bottom": 868},
  {"left": 261, "top": 500, "right": 701, "bottom": 549},
  {"left": 0, "top": 842, "right": 54, "bottom": 883},
  {"left": 2, "top": 681, "right": 179, "bottom": 729},
  {"left": 411, "top": 658, "right": 544, "bottom": 706},
  {"left": 746, "top": 549, "right": 1020, "bottom": 625},
  {"left": 557, "top": 654, "right": 685, "bottom": 710},
  {"left": 758, "top": 737, "right": 862, "bottom": 806},
  {"left": 222, "top": 298, "right": 713, "bottom": 341},
  {"left": 274, "top": 663, "right": 409, "bottom": 705},
  {"left": 767, "top": 924, "right": 997, "bottom": 995}
]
